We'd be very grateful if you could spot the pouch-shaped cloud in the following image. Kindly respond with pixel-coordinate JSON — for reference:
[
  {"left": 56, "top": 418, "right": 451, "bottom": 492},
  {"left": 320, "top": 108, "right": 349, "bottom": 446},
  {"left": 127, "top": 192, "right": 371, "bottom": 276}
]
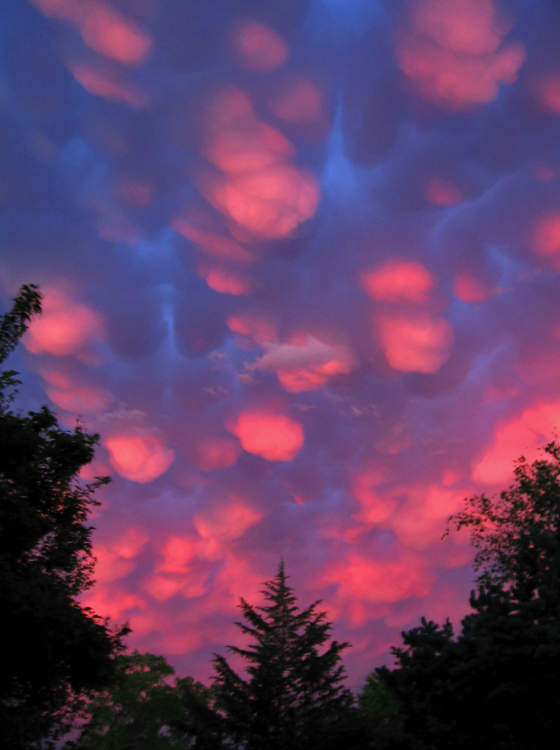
[
  {"left": 227, "top": 410, "right": 304, "bottom": 461},
  {"left": 226, "top": 313, "right": 278, "bottom": 345},
  {"left": 426, "top": 176, "right": 463, "bottom": 206},
  {"left": 361, "top": 260, "right": 434, "bottom": 304},
  {"left": 202, "top": 163, "right": 320, "bottom": 239},
  {"left": 531, "top": 213, "right": 560, "bottom": 260},
  {"left": 538, "top": 74, "right": 560, "bottom": 113},
  {"left": 250, "top": 336, "right": 357, "bottom": 393},
  {"left": 473, "top": 400, "right": 560, "bottom": 485},
  {"left": 171, "top": 216, "right": 255, "bottom": 264},
  {"left": 377, "top": 313, "right": 453, "bottom": 374},
  {"left": 183, "top": 434, "right": 240, "bottom": 472},
  {"left": 69, "top": 63, "right": 149, "bottom": 109},
  {"left": 104, "top": 432, "right": 175, "bottom": 483},
  {"left": 31, "top": 0, "right": 152, "bottom": 66},
  {"left": 94, "top": 528, "right": 148, "bottom": 583},
  {"left": 230, "top": 18, "right": 288, "bottom": 72},
  {"left": 24, "top": 288, "right": 104, "bottom": 357},
  {"left": 194, "top": 498, "right": 262, "bottom": 542},
  {"left": 198, "top": 88, "right": 320, "bottom": 239},
  {"left": 204, "top": 120, "right": 295, "bottom": 174},
  {"left": 196, "top": 264, "right": 254, "bottom": 296},
  {"left": 396, "top": 0, "right": 525, "bottom": 109},
  {"left": 321, "top": 553, "right": 434, "bottom": 607},
  {"left": 453, "top": 273, "right": 496, "bottom": 303}
]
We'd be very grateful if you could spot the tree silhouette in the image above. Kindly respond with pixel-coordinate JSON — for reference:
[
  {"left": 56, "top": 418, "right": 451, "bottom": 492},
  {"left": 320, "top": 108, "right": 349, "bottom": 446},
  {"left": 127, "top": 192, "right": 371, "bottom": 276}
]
[
  {"left": 375, "top": 443, "right": 560, "bottom": 750},
  {"left": 0, "top": 285, "right": 127, "bottom": 749},
  {"left": 213, "top": 561, "right": 353, "bottom": 750}
]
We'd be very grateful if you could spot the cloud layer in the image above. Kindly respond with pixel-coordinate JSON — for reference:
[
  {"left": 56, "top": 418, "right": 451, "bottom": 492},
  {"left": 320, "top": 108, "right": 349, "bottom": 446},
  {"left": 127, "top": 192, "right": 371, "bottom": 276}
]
[{"left": 2, "top": 0, "right": 560, "bottom": 685}]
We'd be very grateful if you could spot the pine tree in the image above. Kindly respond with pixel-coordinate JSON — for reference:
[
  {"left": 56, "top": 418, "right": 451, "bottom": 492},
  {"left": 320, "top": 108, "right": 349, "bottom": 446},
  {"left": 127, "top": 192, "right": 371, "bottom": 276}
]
[{"left": 212, "top": 562, "right": 353, "bottom": 750}]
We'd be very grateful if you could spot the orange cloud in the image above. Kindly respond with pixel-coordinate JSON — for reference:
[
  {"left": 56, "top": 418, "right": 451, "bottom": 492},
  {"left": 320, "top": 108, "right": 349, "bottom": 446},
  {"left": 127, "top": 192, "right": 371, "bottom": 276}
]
[
  {"left": 30, "top": 0, "right": 152, "bottom": 66},
  {"left": 230, "top": 18, "right": 288, "bottom": 72},
  {"left": 250, "top": 336, "right": 357, "bottom": 392},
  {"left": 69, "top": 62, "right": 149, "bottom": 108},
  {"left": 24, "top": 288, "right": 104, "bottom": 357},
  {"left": 104, "top": 432, "right": 175, "bottom": 483},
  {"left": 361, "top": 260, "right": 434, "bottom": 304},
  {"left": 473, "top": 400, "right": 560, "bottom": 485},
  {"left": 377, "top": 313, "right": 453, "bottom": 374},
  {"left": 227, "top": 410, "right": 304, "bottom": 461},
  {"left": 396, "top": 0, "right": 525, "bottom": 109}
]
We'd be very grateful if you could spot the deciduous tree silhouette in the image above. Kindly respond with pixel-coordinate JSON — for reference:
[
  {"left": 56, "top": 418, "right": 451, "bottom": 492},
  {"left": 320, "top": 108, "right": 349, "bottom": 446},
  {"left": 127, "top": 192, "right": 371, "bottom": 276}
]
[
  {"left": 375, "top": 443, "right": 560, "bottom": 750},
  {"left": 0, "top": 285, "right": 127, "bottom": 749}
]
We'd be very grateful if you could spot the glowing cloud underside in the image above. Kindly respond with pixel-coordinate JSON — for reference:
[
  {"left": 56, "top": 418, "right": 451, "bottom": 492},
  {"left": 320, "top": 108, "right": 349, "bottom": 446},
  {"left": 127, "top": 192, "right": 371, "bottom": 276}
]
[{"left": 228, "top": 411, "right": 305, "bottom": 462}]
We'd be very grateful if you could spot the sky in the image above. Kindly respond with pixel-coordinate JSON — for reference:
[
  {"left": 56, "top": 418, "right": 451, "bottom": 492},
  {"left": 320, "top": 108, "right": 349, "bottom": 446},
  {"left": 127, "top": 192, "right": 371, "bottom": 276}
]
[{"left": 1, "top": 0, "right": 560, "bottom": 687}]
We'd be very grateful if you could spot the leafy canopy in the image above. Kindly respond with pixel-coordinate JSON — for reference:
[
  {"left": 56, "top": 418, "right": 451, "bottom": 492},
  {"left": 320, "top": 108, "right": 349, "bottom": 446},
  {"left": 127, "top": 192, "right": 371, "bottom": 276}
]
[{"left": 0, "top": 285, "right": 127, "bottom": 749}]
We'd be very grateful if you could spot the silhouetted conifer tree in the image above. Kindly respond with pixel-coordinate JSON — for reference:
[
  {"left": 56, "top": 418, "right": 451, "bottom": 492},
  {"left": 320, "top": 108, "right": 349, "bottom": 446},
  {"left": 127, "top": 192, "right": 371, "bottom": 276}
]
[{"left": 213, "top": 561, "right": 354, "bottom": 750}]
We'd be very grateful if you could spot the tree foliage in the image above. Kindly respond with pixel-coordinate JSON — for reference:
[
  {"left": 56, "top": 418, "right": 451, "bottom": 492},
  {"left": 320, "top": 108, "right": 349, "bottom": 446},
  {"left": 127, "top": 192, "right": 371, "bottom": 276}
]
[
  {"left": 0, "top": 286, "right": 127, "bottom": 749},
  {"left": 213, "top": 561, "right": 354, "bottom": 750},
  {"left": 375, "top": 443, "right": 560, "bottom": 750},
  {"left": 69, "top": 651, "right": 219, "bottom": 750}
]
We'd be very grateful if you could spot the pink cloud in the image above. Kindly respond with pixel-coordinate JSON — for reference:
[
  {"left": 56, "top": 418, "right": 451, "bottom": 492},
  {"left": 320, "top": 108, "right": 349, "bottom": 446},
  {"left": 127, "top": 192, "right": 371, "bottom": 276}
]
[
  {"left": 227, "top": 410, "right": 304, "bottom": 462},
  {"left": 250, "top": 336, "right": 357, "bottom": 392},
  {"left": 453, "top": 273, "right": 497, "bottom": 303},
  {"left": 194, "top": 498, "right": 262, "bottom": 542},
  {"left": 69, "top": 62, "right": 149, "bottom": 108},
  {"left": 530, "top": 213, "right": 560, "bottom": 263},
  {"left": 230, "top": 18, "right": 288, "bottom": 72},
  {"left": 425, "top": 176, "right": 464, "bottom": 206},
  {"left": 376, "top": 312, "right": 453, "bottom": 374},
  {"left": 472, "top": 400, "right": 560, "bottom": 485},
  {"left": 361, "top": 260, "right": 434, "bottom": 304},
  {"left": 104, "top": 432, "right": 175, "bottom": 483},
  {"left": 30, "top": 0, "right": 152, "bottom": 66},
  {"left": 24, "top": 288, "right": 104, "bottom": 357},
  {"left": 195, "top": 264, "right": 255, "bottom": 296},
  {"left": 396, "top": 0, "right": 525, "bottom": 109},
  {"left": 197, "top": 87, "right": 320, "bottom": 239}
]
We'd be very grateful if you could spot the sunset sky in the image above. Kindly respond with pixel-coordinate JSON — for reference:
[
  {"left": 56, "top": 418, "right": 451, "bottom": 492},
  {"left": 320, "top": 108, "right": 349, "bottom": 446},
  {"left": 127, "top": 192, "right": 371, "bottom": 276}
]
[{"left": 2, "top": 0, "right": 560, "bottom": 687}]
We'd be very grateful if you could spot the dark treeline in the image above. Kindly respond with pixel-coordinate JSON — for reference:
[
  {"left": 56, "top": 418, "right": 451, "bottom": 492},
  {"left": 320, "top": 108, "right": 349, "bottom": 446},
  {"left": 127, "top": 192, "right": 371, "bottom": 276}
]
[{"left": 2, "top": 286, "right": 560, "bottom": 750}]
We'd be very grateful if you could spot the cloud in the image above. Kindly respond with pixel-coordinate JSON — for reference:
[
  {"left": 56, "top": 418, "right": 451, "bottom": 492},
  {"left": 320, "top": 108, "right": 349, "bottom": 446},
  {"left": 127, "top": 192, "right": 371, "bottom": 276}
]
[
  {"left": 230, "top": 18, "right": 289, "bottom": 72},
  {"left": 23, "top": 288, "right": 104, "bottom": 358},
  {"left": 30, "top": 0, "right": 152, "bottom": 66},
  {"left": 227, "top": 410, "right": 305, "bottom": 461},
  {"left": 361, "top": 260, "right": 435, "bottom": 304},
  {"left": 249, "top": 336, "right": 357, "bottom": 392},
  {"left": 104, "top": 432, "right": 175, "bottom": 483},
  {"left": 376, "top": 313, "right": 453, "bottom": 374},
  {"left": 396, "top": 0, "right": 525, "bottom": 109}
]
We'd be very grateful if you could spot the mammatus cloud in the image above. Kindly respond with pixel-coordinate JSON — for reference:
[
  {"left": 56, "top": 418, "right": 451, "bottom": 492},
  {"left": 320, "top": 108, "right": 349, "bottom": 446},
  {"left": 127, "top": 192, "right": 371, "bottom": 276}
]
[
  {"left": 227, "top": 410, "right": 305, "bottom": 462},
  {"left": 3, "top": 0, "right": 560, "bottom": 687},
  {"left": 250, "top": 336, "right": 357, "bottom": 392},
  {"left": 396, "top": 0, "right": 526, "bottom": 109}
]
